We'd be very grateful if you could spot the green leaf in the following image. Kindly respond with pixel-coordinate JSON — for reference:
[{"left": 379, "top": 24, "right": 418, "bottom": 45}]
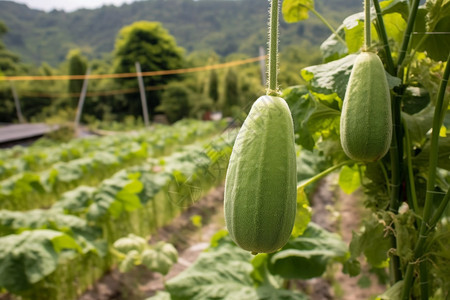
[
  {"left": 338, "top": 165, "right": 361, "bottom": 194},
  {"left": 122, "top": 179, "right": 143, "bottom": 194},
  {"left": 402, "top": 86, "right": 431, "bottom": 115},
  {"left": 343, "top": 257, "right": 361, "bottom": 276},
  {"left": 320, "top": 25, "right": 348, "bottom": 63},
  {"left": 0, "top": 230, "right": 79, "bottom": 292},
  {"left": 376, "top": 280, "right": 404, "bottom": 299},
  {"left": 119, "top": 249, "right": 140, "bottom": 273},
  {"left": 268, "top": 223, "right": 348, "bottom": 279},
  {"left": 301, "top": 54, "right": 356, "bottom": 100},
  {"left": 301, "top": 54, "right": 401, "bottom": 102},
  {"left": 146, "top": 291, "right": 172, "bottom": 300},
  {"left": 380, "top": 0, "right": 409, "bottom": 21},
  {"left": 164, "top": 244, "right": 306, "bottom": 300},
  {"left": 283, "top": 86, "right": 341, "bottom": 150},
  {"left": 291, "top": 188, "right": 312, "bottom": 237},
  {"left": 412, "top": 2, "right": 450, "bottom": 61},
  {"left": 356, "top": 216, "right": 391, "bottom": 268},
  {"left": 52, "top": 186, "right": 96, "bottom": 213},
  {"left": 113, "top": 233, "right": 147, "bottom": 254},
  {"left": 0, "top": 209, "right": 103, "bottom": 255},
  {"left": 414, "top": 135, "right": 450, "bottom": 171},
  {"left": 282, "top": 0, "right": 314, "bottom": 23}
]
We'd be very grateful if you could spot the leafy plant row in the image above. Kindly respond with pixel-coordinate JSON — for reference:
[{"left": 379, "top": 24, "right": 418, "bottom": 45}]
[
  {"left": 0, "top": 120, "right": 226, "bottom": 210},
  {"left": 0, "top": 129, "right": 237, "bottom": 300},
  {"left": 0, "top": 119, "right": 223, "bottom": 181}
]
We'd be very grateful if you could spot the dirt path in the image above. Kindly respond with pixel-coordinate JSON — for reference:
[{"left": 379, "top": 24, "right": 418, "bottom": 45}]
[
  {"left": 306, "top": 175, "right": 385, "bottom": 300},
  {"left": 79, "top": 186, "right": 226, "bottom": 300}
]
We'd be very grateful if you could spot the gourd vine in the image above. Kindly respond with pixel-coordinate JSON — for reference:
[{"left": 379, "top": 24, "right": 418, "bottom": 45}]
[{"left": 267, "top": 0, "right": 279, "bottom": 96}]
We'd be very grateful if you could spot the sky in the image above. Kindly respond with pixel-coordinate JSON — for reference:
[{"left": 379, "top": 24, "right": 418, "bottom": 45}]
[{"left": 7, "top": 0, "right": 139, "bottom": 12}]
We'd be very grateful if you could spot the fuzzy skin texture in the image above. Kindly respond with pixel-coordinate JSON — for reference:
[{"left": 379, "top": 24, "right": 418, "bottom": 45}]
[
  {"left": 340, "top": 52, "right": 392, "bottom": 162},
  {"left": 224, "top": 95, "right": 297, "bottom": 254}
]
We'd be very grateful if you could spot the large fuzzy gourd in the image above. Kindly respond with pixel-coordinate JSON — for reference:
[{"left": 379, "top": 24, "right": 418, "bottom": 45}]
[
  {"left": 224, "top": 95, "right": 297, "bottom": 254},
  {"left": 340, "top": 51, "right": 392, "bottom": 162}
]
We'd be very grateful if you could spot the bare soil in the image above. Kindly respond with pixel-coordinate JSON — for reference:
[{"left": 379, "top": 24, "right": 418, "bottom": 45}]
[{"left": 304, "top": 175, "right": 385, "bottom": 300}]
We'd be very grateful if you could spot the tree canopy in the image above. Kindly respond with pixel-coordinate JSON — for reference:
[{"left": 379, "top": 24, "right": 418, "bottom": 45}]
[{"left": 113, "top": 21, "right": 184, "bottom": 118}]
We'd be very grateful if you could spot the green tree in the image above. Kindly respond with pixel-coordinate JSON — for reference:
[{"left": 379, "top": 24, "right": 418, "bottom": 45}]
[
  {"left": 0, "top": 21, "right": 25, "bottom": 123},
  {"left": 113, "top": 21, "right": 184, "bottom": 119},
  {"left": 0, "top": 21, "right": 21, "bottom": 75},
  {"left": 156, "top": 82, "right": 191, "bottom": 123},
  {"left": 223, "top": 68, "right": 240, "bottom": 117},
  {"left": 67, "top": 49, "right": 88, "bottom": 96},
  {"left": 208, "top": 69, "right": 219, "bottom": 106}
]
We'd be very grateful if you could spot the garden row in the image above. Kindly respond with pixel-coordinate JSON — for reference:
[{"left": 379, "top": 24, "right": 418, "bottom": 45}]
[
  {"left": 0, "top": 120, "right": 226, "bottom": 210},
  {"left": 0, "top": 128, "right": 237, "bottom": 300}
]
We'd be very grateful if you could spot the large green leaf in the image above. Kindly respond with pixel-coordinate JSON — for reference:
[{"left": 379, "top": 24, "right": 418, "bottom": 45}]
[
  {"left": 414, "top": 135, "right": 450, "bottom": 171},
  {"left": 349, "top": 216, "right": 391, "bottom": 268},
  {"left": 52, "top": 185, "right": 96, "bottom": 213},
  {"left": 412, "top": 1, "right": 450, "bottom": 61},
  {"left": 164, "top": 244, "right": 306, "bottom": 300},
  {"left": 301, "top": 54, "right": 401, "bottom": 101},
  {"left": 0, "top": 209, "right": 104, "bottom": 255},
  {"left": 0, "top": 230, "right": 79, "bottom": 292},
  {"left": 402, "top": 105, "right": 434, "bottom": 146},
  {"left": 301, "top": 54, "right": 357, "bottom": 100},
  {"left": 320, "top": 25, "right": 348, "bottom": 62},
  {"left": 267, "top": 222, "right": 348, "bottom": 279},
  {"left": 291, "top": 188, "right": 312, "bottom": 237},
  {"left": 283, "top": 85, "right": 341, "bottom": 150},
  {"left": 282, "top": 0, "right": 314, "bottom": 23}
]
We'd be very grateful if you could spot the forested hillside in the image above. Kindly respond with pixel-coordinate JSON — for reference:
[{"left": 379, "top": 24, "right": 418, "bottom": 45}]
[{"left": 0, "top": 0, "right": 361, "bottom": 66}]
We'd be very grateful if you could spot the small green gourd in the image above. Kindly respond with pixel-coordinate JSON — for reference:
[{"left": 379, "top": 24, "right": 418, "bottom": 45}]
[
  {"left": 340, "top": 51, "right": 392, "bottom": 162},
  {"left": 224, "top": 95, "right": 297, "bottom": 254}
]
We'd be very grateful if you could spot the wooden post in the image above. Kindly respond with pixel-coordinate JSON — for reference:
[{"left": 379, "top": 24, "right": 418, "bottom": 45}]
[
  {"left": 10, "top": 81, "right": 25, "bottom": 123},
  {"left": 74, "top": 67, "right": 91, "bottom": 128},
  {"left": 259, "top": 46, "right": 266, "bottom": 87},
  {"left": 135, "top": 62, "right": 150, "bottom": 127}
]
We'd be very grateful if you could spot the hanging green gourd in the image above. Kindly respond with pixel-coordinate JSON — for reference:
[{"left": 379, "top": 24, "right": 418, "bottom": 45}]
[
  {"left": 224, "top": 0, "right": 297, "bottom": 254},
  {"left": 339, "top": 0, "right": 392, "bottom": 162}
]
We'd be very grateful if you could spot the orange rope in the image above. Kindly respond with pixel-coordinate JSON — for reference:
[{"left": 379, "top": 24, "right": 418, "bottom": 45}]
[
  {"left": 1, "top": 56, "right": 266, "bottom": 81},
  {"left": 19, "top": 85, "right": 166, "bottom": 98}
]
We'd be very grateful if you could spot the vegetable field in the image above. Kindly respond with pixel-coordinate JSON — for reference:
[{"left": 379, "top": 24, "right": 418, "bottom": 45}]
[
  {"left": 1, "top": 0, "right": 449, "bottom": 299},
  {"left": 0, "top": 120, "right": 237, "bottom": 299}
]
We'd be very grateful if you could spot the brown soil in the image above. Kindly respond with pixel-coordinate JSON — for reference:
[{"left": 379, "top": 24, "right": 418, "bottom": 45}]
[{"left": 304, "top": 175, "right": 385, "bottom": 300}]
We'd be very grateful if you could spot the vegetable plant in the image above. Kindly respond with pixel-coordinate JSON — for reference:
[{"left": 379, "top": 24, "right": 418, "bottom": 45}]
[{"left": 281, "top": 0, "right": 450, "bottom": 298}]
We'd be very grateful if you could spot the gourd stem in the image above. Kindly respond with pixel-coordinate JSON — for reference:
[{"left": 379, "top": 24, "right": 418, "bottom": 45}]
[
  {"left": 372, "top": 0, "right": 395, "bottom": 75},
  {"left": 364, "top": 0, "right": 371, "bottom": 50},
  {"left": 309, "top": 8, "right": 346, "bottom": 46},
  {"left": 401, "top": 52, "right": 450, "bottom": 300},
  {"left": 397, "top": 0, "right": 420, "bottom": 72},
  {"left": 297, "top": 160, "right": 354, "bottom": 189},
  {"left": 267, "top": 0, "right": 279, "bottom": 96}
]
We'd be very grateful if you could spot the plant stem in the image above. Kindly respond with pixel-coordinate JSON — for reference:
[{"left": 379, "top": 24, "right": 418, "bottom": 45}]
[
  {"left": 397, "top": 0, "right": 420, "bottom": 73},
  {"left": 364, "top": 0, "right": 371, "bottom": 50},
  {"left": 401, "top": 52, "right": 450, "bottom": 300},
  {"left": 389, "top": 93, "right": 403, "bottom": 284},
  {"left": 297, "top": 160, "right": 354, "bottom": 189},
  {"left": 419, "top": 261, "right": 429, "bottom": 300},
  {"left": 267, "top": 0, "right": 279, "bottom": 96},
  {"left": 372, "top": 0, "right": 396, "bottom": 75},
  {"left": 428, "top": 188, "right": 450, "bottom": 229},
  {"left": 310, "top": 8, "right": 347, "bottom": 46},
  {"left": 402, "top": 118, "right": 419, "bottom": 216}
]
